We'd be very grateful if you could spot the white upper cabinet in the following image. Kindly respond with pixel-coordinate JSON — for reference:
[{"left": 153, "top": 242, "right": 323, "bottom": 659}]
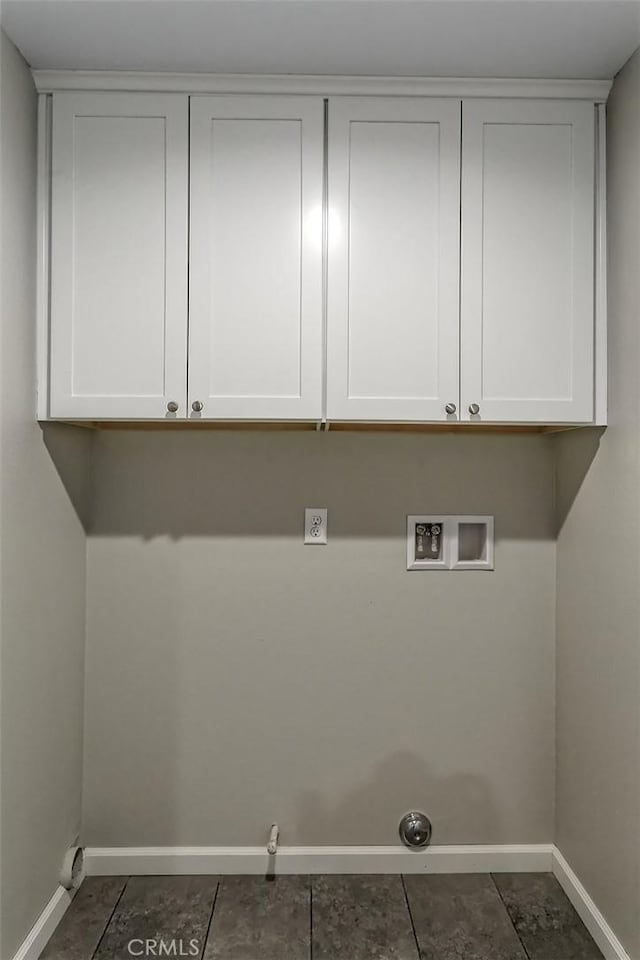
[
  {"left": 49, "top": 93, "right": 188, "bottom": 419},
  {"left": 460, "top": 100, "right": 595, "bottom": 423},
  {"left": 41, "top": 83, "right": 605, "bottom": 426},
  {"left": 188, "top": 96, "right": 324, "bottom": 420},
  {"left": 327, "top": 98, "right": 462, "bottom": 421}
]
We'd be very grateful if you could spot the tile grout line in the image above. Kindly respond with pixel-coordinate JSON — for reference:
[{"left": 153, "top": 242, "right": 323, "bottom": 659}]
[
  {"left": 400, "top": 875, "right": 422, "bottom": 960},
  {"left": 490, "top": 873, "right": 532, "bottom": 960},
  {"left": 89, "top": 876, "right": 130, "bottom": 960},
  {"left": 200, "top": 877, "right": 221, "bottom": 960},
  {"left": 309, "top": 875, "right": 314, "bottom": 960}
]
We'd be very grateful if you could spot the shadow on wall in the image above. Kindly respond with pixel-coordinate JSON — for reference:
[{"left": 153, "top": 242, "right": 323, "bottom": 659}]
[
  {"left": 552, "top": 426, "right": 605, "bottom": 535},
  {"left": 82, "top": 430, "right": 557, "bottom": 541},
  {"left": 38, "top": 422, "right": 605, "bottom": 543},
  {"left": 294, "top": 751, "right": 499, "bottom": 846},
  {"left": 41, "top": 422, "right": 93, "bottom": 530}
]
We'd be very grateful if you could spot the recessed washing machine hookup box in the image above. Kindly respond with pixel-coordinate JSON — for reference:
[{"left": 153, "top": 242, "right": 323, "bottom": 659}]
[
  {"left": 407, "top": 516, "right": 494, "bottom": 571},
  {"left": 406, "top": 516, "right": 450, "bottom": 570}
]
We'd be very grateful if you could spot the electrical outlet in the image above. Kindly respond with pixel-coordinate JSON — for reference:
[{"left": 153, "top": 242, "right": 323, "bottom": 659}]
[{"left": 304, "top": 508, "right": 327, "bottom": 544}]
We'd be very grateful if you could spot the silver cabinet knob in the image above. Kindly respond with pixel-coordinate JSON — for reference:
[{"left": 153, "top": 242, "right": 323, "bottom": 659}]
[
  {"left": 166, "top": 401, "right": 178, "bottom": 413},
  {"left": 445, "top": 402, "right": 457, "bottom": 415},
  {"left": 468, "top": 403, "right": 480, "bottom": 416},
  {"left": 191, "top": 400, "right": 204, "bottom": 413}
]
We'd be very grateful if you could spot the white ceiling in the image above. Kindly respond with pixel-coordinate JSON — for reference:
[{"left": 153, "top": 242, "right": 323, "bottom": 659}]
[{"left": 2, "top": 0, "right": 639, "bottom": 79}]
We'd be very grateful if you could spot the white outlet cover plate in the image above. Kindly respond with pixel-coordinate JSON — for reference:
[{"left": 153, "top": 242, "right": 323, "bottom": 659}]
[{"left": 304, "top": 508, "right": 328, "bottom": 544}]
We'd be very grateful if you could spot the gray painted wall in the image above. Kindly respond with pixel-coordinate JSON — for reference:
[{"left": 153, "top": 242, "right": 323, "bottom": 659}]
[
  {"left": 83, "top": 431, "right": 556, "bottom": 846},
  {"left": 0, "top": 31, "right": 91, "bottom": 959},
  {"left": 554, "top": 47, "right": 640, "bottom": 960}
]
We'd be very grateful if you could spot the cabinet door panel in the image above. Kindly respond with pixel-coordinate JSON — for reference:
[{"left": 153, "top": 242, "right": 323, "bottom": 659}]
[
  {"left": 461, "top": 100, "right": 595, "bottom": 423},
  {"left": 50, "top": 93, "right": 188, "bottom": 419},
  {"left": 327, "top": 98, "right": 461, "bottom": 421},
  {"left": 189, "top": 96, "right": 323, "bottom": 419}
]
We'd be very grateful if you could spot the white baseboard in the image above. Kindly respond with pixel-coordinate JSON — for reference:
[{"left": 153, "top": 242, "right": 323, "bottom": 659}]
[
  {"left": 12, "top": 845, "right": 633, "bottom": 960},
  {"left": 11, "top": 884, "right": 77, "bottom": 960},
  {"left": 85, "top": 843, "right": 554, "bottom": 876},
  {"left": 552, "top": 848, "right": 632, "bottom": 960}
]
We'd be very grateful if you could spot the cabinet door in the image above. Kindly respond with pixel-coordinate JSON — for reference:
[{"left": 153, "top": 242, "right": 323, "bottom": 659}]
[
  {"left": 327, "top": 98, "right": 461, "bottom": 421},
  {"left": 461, "top": 100, "right": 595, "bottom": 423},
  {"left": 50, "top": 93, "right": 188, "bottom": 419},
  {"left": 189, "top": 96, "right": 324, "bottom": 420}
]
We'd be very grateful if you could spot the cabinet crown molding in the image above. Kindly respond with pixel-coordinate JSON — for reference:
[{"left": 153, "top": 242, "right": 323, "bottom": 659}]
[{"left": 32, "top": 71, "right": 612, "bottom": 101}]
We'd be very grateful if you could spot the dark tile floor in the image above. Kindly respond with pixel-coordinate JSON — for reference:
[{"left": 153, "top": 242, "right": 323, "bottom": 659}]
[{"left": 40, "top": 873, "right": 604, "bottom": 960}]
